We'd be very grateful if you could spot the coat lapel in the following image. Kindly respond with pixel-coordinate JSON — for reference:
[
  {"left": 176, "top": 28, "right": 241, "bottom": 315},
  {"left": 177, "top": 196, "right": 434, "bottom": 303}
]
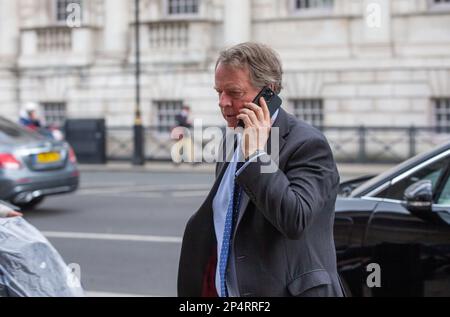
[{"left": 266, "top": 107, "right": 289, "bottom": 160}]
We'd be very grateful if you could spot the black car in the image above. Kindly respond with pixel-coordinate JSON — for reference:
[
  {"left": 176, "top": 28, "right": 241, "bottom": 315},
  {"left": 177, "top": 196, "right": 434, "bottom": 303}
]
[{"left": 335, "top": 141, "right": 450, "bottom": 297}]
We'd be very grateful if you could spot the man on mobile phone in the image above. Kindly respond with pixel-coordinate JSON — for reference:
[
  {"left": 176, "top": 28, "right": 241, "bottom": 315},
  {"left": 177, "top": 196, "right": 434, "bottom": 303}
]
[{"left": 178, "top": 42, "right": 344, "bottom": 297}]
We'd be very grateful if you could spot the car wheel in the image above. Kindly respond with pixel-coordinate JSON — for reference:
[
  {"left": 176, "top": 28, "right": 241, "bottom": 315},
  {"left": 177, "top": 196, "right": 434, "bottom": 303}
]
[{"left": 15, "top": 196, "right": 45, "bottom": 210}]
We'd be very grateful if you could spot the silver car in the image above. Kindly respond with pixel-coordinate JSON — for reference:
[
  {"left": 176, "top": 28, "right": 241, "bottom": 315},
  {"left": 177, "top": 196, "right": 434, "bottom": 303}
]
[{"left": 0, "top": 116, "right": 79, "bottom": 210}]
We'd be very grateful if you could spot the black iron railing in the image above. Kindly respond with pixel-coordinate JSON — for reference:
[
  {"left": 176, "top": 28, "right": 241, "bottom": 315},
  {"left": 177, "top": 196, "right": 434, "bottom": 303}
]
[{"left": 105, "top": 126, "right": 450, "bottom": 163}]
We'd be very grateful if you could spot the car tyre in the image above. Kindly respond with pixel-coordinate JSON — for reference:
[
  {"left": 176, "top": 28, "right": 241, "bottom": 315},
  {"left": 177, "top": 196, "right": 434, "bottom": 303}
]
[{"left": 15, "top": 196, "right": 45, "bottom": 210}]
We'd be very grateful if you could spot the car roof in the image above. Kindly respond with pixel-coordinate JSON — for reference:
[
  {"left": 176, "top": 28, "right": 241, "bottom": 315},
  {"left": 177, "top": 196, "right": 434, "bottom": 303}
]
[{"left": 350, "top": 141, "right": 450, "bottom": 197}]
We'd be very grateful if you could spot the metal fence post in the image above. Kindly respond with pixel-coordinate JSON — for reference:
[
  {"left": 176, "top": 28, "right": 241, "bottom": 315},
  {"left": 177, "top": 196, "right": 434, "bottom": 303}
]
[
  {"left": 409, "top": 125, "right": 416, "bottom": 158},
  {"left": 358, "top": 125, "right": 366, "bottom": 163},
  {"left": 133, "top": 124, "right": 145, "bottom": 165}
]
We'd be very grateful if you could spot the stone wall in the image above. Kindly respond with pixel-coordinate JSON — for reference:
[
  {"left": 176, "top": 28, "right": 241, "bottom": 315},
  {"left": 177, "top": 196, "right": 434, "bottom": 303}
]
[{"left": 0, "top": 0, "right": 449, "bottom": 129}]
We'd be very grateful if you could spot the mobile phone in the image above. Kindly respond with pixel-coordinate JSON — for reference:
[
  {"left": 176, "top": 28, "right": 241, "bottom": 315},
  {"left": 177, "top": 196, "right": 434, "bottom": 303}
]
[{"left": 237, "top": 87, "right": 282, "bottom": 128}]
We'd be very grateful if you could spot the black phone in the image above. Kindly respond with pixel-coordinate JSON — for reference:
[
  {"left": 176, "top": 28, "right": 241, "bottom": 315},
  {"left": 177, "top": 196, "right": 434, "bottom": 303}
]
[{"left": 237, "top": 87, "right": 282, "bottom": 128}]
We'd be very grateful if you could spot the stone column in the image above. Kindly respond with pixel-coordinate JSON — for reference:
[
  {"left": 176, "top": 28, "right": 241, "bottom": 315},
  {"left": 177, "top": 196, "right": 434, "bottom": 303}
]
[
  {"left": 0, "top": 0, "right": 19, "bottom": 58},
  {"left": 224, "top": 0, "right": 251, "bottom": 47},
  {"left": 103, "top": 0, "right": 129, "bottom": 56}
]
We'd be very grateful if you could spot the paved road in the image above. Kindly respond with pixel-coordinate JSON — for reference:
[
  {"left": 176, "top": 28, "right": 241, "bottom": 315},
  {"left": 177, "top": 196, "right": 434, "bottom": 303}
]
[
  {"left": 23, "top": 168, "right": 375, "bottom": 297},
  {"left": 25, "top": 171, "right": 215, "bottom": 297}
]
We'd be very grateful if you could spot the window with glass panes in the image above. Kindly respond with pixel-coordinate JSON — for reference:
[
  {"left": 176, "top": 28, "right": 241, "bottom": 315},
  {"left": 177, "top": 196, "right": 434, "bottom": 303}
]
[
  {"left": 291, "top": 99, "right": 324, "bottom": 127},
  {"left": 434, "top": 98, "right": 450, "bottom": 133},
  {"left": 154, "top": 100, "right": 184, "bottom": 132},
  {"left": 167, "top": 0, "right": 199, "bottom": 15},
  {"left": 294, "top": 0, "right": 333, "bottom": 10},
  {"left": 56, "top": 0, "right": 82, "bottom": 22},
  {"left": 41, "top": 102, "right": 67, "bottom": 127}
]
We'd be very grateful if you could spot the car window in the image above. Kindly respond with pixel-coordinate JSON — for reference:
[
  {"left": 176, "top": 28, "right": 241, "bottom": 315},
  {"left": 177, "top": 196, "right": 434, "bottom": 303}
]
[
  {"left": 437, "top": 175, "right": 450, "bottom": 205},
  {"left": 376, "top": 157, "right": 449, "bottom": 201},
  {"left": 0, "top": 117, "right": 40, "bottom": 142},
  {"left": 351, "top": 144, "right": 450, "bottom": 198}
]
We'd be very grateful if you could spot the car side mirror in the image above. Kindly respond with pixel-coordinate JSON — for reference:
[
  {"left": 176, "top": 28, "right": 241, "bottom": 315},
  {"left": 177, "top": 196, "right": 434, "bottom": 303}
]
[
  {"left": 403, "top": 180, "right": 450, "bottom": 226},
  {"left": 402, "top": 180, "right": 448, "bottom": 224},
  {"left": 403, "top": 180, "right": 433, "bottom": 214}
]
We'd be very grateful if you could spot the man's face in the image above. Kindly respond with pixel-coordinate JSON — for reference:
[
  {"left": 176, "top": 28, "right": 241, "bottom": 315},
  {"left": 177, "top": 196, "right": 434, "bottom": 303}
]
[{"left": 214, "top": 62, "right": 260, "bottom": 128}]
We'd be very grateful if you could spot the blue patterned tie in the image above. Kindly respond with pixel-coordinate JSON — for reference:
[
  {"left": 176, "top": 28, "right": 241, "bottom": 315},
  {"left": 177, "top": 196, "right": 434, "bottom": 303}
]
[{"left": 219, "top": 160, "right": 244, "bottom": 297}]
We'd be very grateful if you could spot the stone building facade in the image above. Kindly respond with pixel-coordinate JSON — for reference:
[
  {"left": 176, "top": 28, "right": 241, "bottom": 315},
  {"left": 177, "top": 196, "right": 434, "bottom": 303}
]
[{"left": 1, "top": 0, "right": 450, "bottom": 136}]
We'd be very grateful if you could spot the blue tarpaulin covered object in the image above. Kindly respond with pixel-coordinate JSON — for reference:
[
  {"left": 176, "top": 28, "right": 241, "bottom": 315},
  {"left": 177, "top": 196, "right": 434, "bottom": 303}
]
[{"left": 0, "top": 217, "right": 84, "bottom": 297}]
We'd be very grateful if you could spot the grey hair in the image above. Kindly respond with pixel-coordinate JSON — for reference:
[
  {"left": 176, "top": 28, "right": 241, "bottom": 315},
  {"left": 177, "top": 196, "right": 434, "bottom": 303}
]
[{"left": 215, "top": 42, "right": 283, "bottom": 94}]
